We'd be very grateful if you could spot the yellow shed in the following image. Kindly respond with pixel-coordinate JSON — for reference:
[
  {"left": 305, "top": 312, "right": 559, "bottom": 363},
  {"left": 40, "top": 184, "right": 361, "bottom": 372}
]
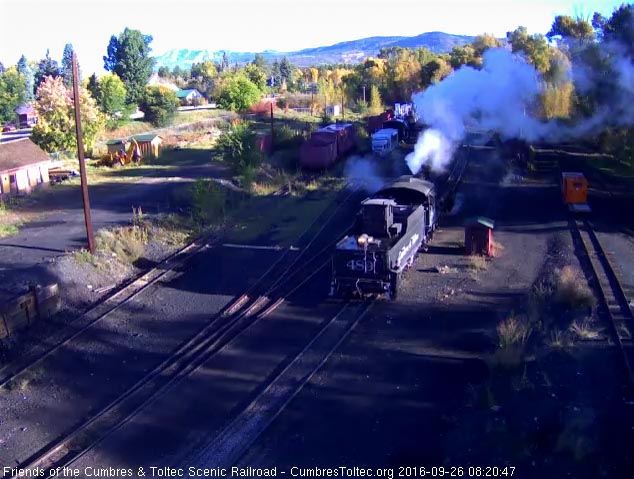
[
  {"left": 130, "top": 134, "right": 163, "bottom": 160},
  {"left": 561, "top": 172, "right": 588, "bottom": 205}
]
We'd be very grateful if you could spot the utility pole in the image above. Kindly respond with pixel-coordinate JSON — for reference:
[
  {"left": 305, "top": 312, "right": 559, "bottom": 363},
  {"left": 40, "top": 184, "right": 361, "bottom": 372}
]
[
  {"left": 72, "top": 52, "right": 95, "bottom": 253},
  {"left": 270, "top": 102, "right": 274, "bottom": 154},
  {"left": 362, "top": 85, "right": 366, "bottom": 103},
  {"left": 341, "top": 94, "right": 344, "bottom": 121}
]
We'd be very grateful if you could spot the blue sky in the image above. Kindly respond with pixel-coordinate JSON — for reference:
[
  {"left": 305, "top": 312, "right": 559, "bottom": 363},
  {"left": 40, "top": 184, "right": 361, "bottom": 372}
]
[{"left": 0, "top": 0, "right": 626, "bottom": 75}]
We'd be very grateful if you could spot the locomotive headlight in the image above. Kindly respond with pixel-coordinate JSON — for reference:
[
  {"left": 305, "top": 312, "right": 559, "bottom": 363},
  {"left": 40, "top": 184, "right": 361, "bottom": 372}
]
[{"left": 357, "top": 234, "right": 368, "bottom": 246}]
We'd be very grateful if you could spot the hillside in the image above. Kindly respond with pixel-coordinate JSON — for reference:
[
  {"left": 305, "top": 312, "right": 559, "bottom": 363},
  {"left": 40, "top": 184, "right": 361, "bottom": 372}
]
[{"left": 153, "top": 31, "right": 475, "bottom": 70}]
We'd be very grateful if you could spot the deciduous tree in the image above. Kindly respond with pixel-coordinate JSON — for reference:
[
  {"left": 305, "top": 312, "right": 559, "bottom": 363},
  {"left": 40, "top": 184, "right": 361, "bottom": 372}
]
[
  {"left": 216, "top": 73, "right": 261, "bottom": 111},
  {"left": 138, "top": 85, "right": 178, "bottom": 127},
  {"left": 31, "top": 75, "right": 105, "bottom": 153},
  {"left": 97, "top": 73, "right": 128, "bottom": 125},
  {"left": 0, "top": 67, "right": 28, "bottom": 124}
]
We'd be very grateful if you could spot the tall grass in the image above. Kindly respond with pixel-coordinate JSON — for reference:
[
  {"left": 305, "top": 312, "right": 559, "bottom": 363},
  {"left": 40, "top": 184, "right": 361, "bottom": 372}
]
[{"left": 554, "top": 266, "right": 595, "bottom": 309}]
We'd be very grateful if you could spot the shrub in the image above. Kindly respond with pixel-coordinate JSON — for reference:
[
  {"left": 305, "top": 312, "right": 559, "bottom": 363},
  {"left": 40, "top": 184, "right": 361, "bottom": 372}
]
[
  {"left": 215, "top": 123, "right": 263, "bottom": 174},
  {"left": 497, "top": 315, "right": 532, "bottom": 349},
  {"left": 216, "top": 74, "right": 261, "bottom": 112},
  {"left": 466, "top": 255, "right": 487, "bottom": 272},
  {"left": 570, "top": 319, "right": 601, "bottom": 340},
  {"left": 96, "top": 225, "right": 148, "bottom": 264},
  {"left": 192, "top": 179, "right": 226, "bottom": 224},
  {"left": 273, "top": 125, "right": 302, "bottom": 150},
  {"left": 354, "top": 100, "right": 368, "bottom": 114},
  {"left": 554, "top": 266, "right": 595, "bottom": 310},
  {"left": 139, "top": 86, "right": 178, "bottom": 127}
]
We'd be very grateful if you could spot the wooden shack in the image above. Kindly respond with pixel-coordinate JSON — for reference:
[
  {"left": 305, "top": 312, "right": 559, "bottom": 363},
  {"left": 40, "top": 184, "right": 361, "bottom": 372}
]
[
  {"left": 0, "top": 138, "right": 51, "bottom": 196},
  {"left": 465, "top": 217, "right": 495, "bottom": 256},
  {"left": 105, "top": 139, "right": 129, "bottom": 155},
  {"left": 14, "top": 104, "right": 38, "bottom": 128},
  {"left": 130, "top": 134, "right": 162, "bottom": 160}
]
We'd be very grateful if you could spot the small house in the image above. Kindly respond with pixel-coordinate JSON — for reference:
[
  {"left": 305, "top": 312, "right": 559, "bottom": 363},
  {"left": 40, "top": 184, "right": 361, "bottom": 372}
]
[
  {"left": 105, "top": 139, "right": 129, "bottom": 156},
  {"left": 0, "top": 138, "right": 51, "bottom": 196},
  {"left": 15, "top": 105, "right": 38, "bottom": 128},
  {"left": 326, "top": 104, "right": 340, "bottom": 117},
  {"left": 464, "top": 217, "right": 495, "bottom": 257},
  {"left": 175, "top": 89, "right": 203, "bottom": 106},
  {"left": 130, "top": 134, "right": 162, "bottom": 160}
]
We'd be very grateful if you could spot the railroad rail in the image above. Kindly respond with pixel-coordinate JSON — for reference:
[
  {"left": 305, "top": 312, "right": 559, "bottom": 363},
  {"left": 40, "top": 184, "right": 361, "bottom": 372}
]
[
  {"left": 569, "top": 218, "right": 634, "bottom": 396},
  {"left": 9, "top": 186, "right": 362, "bottom": 478},
  {"left": 8, "top": 149, "right": 474, "bottom": 475},
  {"left": 0, "top": 182, "right": 357, "bottom": 390},
  {"left": 184, "top": 299, "right": 373, "bottom": 468}
]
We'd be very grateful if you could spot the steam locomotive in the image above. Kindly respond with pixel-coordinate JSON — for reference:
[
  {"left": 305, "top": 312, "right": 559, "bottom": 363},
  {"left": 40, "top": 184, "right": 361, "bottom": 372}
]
[{"left": 330, "top": 176, "right": 437, "bottom": 300}]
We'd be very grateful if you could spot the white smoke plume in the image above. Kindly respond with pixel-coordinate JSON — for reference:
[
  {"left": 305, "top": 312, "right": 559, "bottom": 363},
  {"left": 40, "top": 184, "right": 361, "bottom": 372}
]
[
  {"left": 344, "top": 155, "right": 385, "bottom": 193},
  {"left": 406, "top": 45, "right": 634, "bottom": 175},
  {"left": 406, "top": 48, "right": 547, "bottom": 174}
]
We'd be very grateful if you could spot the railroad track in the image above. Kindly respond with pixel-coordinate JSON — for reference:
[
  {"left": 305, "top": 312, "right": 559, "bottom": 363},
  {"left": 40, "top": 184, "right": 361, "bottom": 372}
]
[
  {"left": 9, "top": 185, "right": 362, "bottom": 478},
  {"left": 7, "top": 151, "right": 474, "bottom": 474},
  {"left": 184, "top": 299, "right": 373, "bottom": 468},
  {"left": 0, "top": 182, "right": 358, "bottom": 390},
  {"left": 569, "top": 217, "right": 634, "bottom": 397}
]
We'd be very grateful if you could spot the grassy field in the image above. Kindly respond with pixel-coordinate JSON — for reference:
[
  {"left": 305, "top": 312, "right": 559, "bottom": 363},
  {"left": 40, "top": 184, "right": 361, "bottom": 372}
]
[{"left": 224, "top": 177, "right": 345, "bottom": 247}]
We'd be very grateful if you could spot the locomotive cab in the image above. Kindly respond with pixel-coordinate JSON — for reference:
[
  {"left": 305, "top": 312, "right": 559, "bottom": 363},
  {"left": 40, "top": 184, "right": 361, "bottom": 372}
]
[{"left": 331, "top": 176, "right": 438, "bottom": 301}]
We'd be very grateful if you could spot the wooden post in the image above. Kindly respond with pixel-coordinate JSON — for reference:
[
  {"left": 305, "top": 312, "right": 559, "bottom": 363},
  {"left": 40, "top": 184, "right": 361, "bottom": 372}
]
[
  {"left": 270, "top": 102, "right": 274, "bottom": 154},
  {"left": 342, "top": 95, "right": 344, "bottom": 120},
  {"left": 72, "top": 52, "right": 95, "bottom": 253}
]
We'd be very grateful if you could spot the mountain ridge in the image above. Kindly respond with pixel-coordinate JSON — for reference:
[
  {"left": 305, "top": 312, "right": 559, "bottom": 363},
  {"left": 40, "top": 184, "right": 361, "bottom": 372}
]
[{"left": 153, "top": 31, "right": 476, "bottom": 70}]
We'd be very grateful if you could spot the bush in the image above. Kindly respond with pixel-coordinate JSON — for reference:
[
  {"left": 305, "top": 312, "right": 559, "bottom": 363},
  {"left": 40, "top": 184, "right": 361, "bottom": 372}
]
[
  {"left": 554, "top": 266, "right": 595, "bottom": 310},
  {"left": 273, "top": 125, "right": 302, "bottom": 150},
  {"left": 497, "top": 316, "right": 532, "bottom": 349},
  {"left": 215, "top": 123, "right": 263, "bottom": 174},
  {"left": 216, "top": 74, "right": 261, "bottom": 112},
  {"left": 192, "top": 179, "right": 226, "bottom": 224},
  {"left": 321, "top": 113, "right": 333, "bottom": 126},
  {"left": 139, "top": 86, "right": 178, "bottom": 127},
  {"left": 96, "top": 225, "right": 148, "bottom": 264},
  {"left": 354, "top": 100, "right": 368, "bottom": 114}
]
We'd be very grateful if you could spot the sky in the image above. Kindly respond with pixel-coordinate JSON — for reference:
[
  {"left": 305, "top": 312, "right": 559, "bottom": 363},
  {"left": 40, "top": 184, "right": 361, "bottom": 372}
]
[{"left": 0, "top": 0, "right": 626, "bottom": 76}]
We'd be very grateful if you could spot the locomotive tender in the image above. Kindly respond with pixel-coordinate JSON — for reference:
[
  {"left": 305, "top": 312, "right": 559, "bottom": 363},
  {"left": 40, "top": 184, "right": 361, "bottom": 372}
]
[{"left": 331, "top": 176, "right": 437, "bottom": 300}]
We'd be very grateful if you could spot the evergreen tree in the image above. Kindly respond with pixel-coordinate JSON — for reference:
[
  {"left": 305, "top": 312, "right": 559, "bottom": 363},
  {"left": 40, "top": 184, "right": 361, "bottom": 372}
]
[
  {"left": 16, "top": 55, "right": 35, "bottom": 101},
  {"left": 34, "top": 49, "right": 60, "bottom": 91},
  {"left": 103, "top": 28, "right": 155, "bottom": 104},
  {"left": 87, "top": 73, "right": 100, "bottom": 102},
  {"left": 252, "top": 54, "right": 267, "bottom": 71},
  {"left": 369, "top": 84, "right": 382, "bottom": 114},
  {"left": 279, "top": 57, "right": 294, "bottom": 87},
  {"left": 61, "top": 43, "right": 78, "bottom": 88},
  {"left": 0, "top": 61, "right": 5, "bottom": 74},
  {"left": 220, "top": 51, "right": 229, "bottom": 72}
]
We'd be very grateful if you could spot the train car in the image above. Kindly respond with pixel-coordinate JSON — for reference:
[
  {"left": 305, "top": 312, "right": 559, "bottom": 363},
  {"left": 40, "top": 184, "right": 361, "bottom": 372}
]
[
  {"left": 299, "top": 123, "right": 356, "bottom": 170},
  {"left": 299, "top": 134, "right": 337, "bottom": 169},
  {"left": 561, "top": 171, "right": 591, "bottom": 213},
  {"left": 331, "top": 176, "right": 437, "bottom": 300},
  {"left": 371, "top": 128, "right": 399, "bottom": 156},
  {"left": 382, "top": 118, "right": 410, "bottom": 142}
]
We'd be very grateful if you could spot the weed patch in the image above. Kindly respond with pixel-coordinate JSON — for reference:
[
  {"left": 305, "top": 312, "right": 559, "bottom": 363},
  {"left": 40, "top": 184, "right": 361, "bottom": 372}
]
[
  {"left": 554, "top": 266, "right": 595, "bottom": 310},
  {"left": 466, "top": 255, "right": 488, "bottom": 272}
]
